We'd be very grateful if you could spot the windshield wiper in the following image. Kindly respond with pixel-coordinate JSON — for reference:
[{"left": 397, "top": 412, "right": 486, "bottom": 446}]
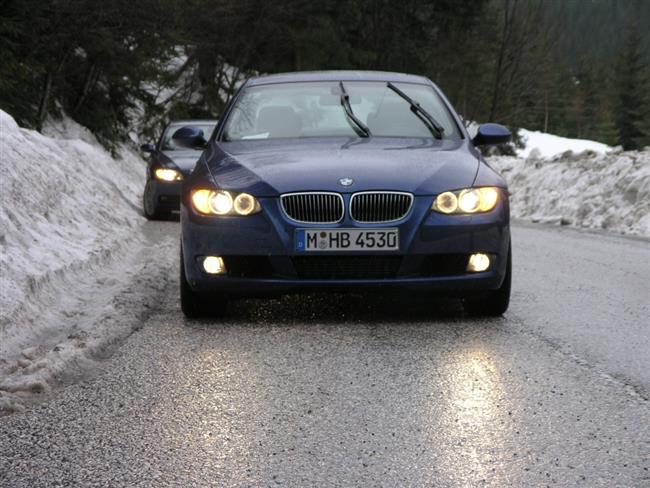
[
  {"left": 340, "top": 81, "right": 370, "bottom": 137},
  {"left": 386, "top": 82, "right": 445, "bottom": 139}
]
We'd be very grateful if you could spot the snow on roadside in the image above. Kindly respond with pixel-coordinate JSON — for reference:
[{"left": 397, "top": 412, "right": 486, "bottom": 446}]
[
  {"left": 489, "top": 149, "right": 650, "bottom": 237},
  {"left": 0, "top": 109, "right": 143, "bottom": 331},
  {"left": 516, "top": 129, "right": 611, "bottom": 159},
  {"left": 0, "top": 109, "right": 176, "bottom": 413}
]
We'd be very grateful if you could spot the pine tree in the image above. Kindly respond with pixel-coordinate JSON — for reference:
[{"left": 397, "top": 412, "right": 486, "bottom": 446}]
[{"left": 615, "top": 26, "right": 649, "bottom": 150}]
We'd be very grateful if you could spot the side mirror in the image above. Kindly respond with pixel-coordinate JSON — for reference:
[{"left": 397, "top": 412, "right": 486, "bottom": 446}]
[
  {"left": 172, "top": 126, "right": 207, "bottom": 149},
  {"left": 472, "top": 123, "right": 511, "bottom": 146},
  {"left": 140, "top": 143, "right": 155, "bottom": 153}
]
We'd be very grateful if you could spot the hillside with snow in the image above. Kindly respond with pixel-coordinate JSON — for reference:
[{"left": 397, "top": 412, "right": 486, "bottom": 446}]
[
  {"left": 489, "top": 149, "right": 650, "bottom": 237},
  {"left": 0, "top": 110, "right": 177, "bottom": 412},
  {"left": 487, "top": 128, "right": 650, "bottom": 237},
  {"left": 0, "top": 110, "right": 144, "bottom": 329}
]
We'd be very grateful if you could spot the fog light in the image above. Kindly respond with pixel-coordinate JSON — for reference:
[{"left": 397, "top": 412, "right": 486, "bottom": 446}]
[
  {"left": 467, "top": 253, "right": 490, "bottom": 272},
  {"left": 203, "top": 256, "right": 226, "bottom": 275}
]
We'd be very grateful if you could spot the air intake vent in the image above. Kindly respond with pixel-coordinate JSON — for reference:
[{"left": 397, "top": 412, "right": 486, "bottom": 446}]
[
  {"left": 281, "top": 192, "right": 344, "bottom": 223},
  {"left": 292, "top": 256, "right": 402, "bottom": 279},
  {"left": 350, "top": 192, "right": 413, "bottom": 223}
]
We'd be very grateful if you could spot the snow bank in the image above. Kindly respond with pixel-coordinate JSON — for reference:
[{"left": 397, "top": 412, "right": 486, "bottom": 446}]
[
  {"left": 489, "top": 149, "right": 650, "bottom": 237},
  {"left": 0, "top": 110, "right": 178, "bottom": 412},
  {"left": 0, "top": 110, "right": 144, "bottom": 327},
  {"left": 517, "top": 129, "right": 611, "bottom": 159}
]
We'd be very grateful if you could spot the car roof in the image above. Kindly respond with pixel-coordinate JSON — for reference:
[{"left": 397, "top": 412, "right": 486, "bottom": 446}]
[
  {"left": 167, "top": 119, "right": 218, "bottom": 126},
  {"left": 246, "top": 70, "right": 431, "bottom": 87}
]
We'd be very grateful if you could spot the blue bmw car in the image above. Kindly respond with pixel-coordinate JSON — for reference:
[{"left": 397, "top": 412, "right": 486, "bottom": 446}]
[
  {"left": 140, "top": 119, "right": 217, "bottom": 219},
  {"left": 174, "top": 71, "right": 512, "bottom": 318}
]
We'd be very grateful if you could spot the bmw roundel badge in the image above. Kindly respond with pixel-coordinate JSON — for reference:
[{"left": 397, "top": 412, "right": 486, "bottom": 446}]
[{"left": 339, "top": 177, "right": 354, "bottom": 186}]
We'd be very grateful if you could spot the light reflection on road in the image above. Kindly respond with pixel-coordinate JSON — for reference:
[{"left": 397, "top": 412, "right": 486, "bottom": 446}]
[
  {"left": 162, "top": 347, "right": 262, "bottom": 484},
  {"left": 434, "top": 346, "right": 513, "bottom": 484}
]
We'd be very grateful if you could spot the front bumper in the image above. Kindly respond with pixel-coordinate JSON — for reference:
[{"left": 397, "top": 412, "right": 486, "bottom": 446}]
[
  {"left": 150, "top": 179, "right": 182, "bottom": 210},
  {"left": 181, "top": 194, "right": 510, "bottom": 297}
]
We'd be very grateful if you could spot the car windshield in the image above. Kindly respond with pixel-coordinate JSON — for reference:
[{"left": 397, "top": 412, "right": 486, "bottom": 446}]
[
  {"left": 222, "top": 81, "right": 461, "bottom": 141},
  {"left": 160, "top": 123, "right": 217, "bottom": 151}
]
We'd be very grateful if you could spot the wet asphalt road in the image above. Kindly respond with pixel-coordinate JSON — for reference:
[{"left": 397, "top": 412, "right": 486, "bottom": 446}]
[{"left": 1, "top": 223, "right": 649, "bottom": 487}]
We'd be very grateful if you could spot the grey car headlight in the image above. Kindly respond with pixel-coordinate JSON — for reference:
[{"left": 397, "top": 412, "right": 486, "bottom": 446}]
[
  {"left": 154, "top": 168, "right": 183, "bottom": 182},
  {"left": 432, "top": 187, "right": 499, "bottom": 214},
  {"left": 191, "top": 189, "right": 261, "bottom": 216}
]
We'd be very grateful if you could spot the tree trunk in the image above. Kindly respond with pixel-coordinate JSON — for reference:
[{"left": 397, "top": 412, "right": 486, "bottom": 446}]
[
  {"left": 72, "top": 63, "right": 98, "bottom": 114},
  {"left": 294, "top": 48, "right": 302, "bottom": 71},
  {"left": 489, "top": 0, "right": 514, "bottom": 121},
  {"left": 215, "top": 63, "right": 226, "bottom": 113},
  {"left": 36, "top": 51, "right": 71, "bottom": 130},
  {"left": 37, "top": 71, "right": 53, "bottom": 130},
  {"left": 544, "top": 89, "right": 549, "bottom": 133},
  {"left": 227, "top": 67, "right": 240, "bottom": 95}
]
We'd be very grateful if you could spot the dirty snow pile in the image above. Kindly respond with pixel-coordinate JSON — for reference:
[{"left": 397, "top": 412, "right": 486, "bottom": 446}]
[
  {"left": 0, "top": 109, "right": 143, "bottom": 328},
  {"left": 0, "top": 109, "right": 177, "bottom": 412},
  {"left": 516, "top": 129, "right": 611, "bottom": 159},
  {"left": 489, "top": 149, "right": 650, "bottom": 237}
]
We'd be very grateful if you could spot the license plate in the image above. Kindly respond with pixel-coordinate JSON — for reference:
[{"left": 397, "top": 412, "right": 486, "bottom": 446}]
[{"left": 295, "top": 229, "right": 399, "bottom": 251}]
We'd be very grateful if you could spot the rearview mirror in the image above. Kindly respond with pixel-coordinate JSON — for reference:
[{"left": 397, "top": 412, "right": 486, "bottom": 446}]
[
  {"left": 172, "top": 126, "right": 207, "bottom": 149},
  {"left": 319, "top": 93, "right": 362, "bottom": 106},
  {"left": 472, "top": 123, "right": 511, "bottom": 146},
  {"left": 140, "top": 143, "right": 155, "bottom": 153}
]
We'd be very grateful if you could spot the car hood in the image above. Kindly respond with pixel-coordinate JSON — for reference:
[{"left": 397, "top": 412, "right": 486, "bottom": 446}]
[
  {"left": 160, "top": 150, "right": 202, "bottom": 173},
  {"left": 204, "top": 138, "right": 479, "bottom": 196}
]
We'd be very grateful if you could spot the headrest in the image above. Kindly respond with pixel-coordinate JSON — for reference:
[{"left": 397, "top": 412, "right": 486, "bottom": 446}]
[{"left": 257, "top": 106, "right": 302, "bottom": 138}]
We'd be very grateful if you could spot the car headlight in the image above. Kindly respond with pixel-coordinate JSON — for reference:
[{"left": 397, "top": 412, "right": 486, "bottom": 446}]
[
  {"left": 191, "top": 189, "right": 261, "bottom": 216},
  {"left": 432, "top": 187, "right": 499, "bottom": 214},
  {"left": 154, "top": 168, "right": 183, "bottom": 182}
]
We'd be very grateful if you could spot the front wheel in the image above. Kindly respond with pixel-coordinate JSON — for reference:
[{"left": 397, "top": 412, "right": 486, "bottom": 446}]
[
  {"left": 180, "top": 248, "right": 227, "bottom": 319},
  {"left": 463, "top": 246, "right": 511, "bottom": 317}
]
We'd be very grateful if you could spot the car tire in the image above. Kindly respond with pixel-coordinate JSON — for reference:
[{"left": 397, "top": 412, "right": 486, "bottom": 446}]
[
  {"left": 463, "top": 245, "right": 511, "bottom": 317},
  {"left": 180, "top": 248, "right": 227, "bottom": 319},
  {"left": 143, "top": 180, "right": 170, "bottom": 220}
]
